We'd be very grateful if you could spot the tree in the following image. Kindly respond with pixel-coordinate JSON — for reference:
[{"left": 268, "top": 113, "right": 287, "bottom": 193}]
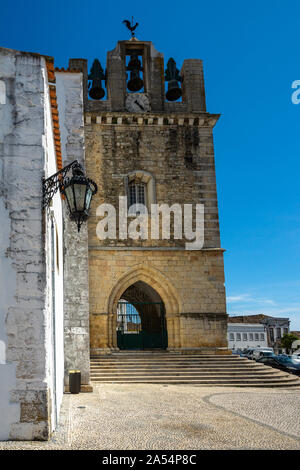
[{"left": 280, "top": 333, "right": 299, "bottom": 352}]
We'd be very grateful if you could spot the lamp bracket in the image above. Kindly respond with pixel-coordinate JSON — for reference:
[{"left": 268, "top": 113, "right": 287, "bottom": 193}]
[{"left": 42, "top": 160, "right": 80, "bottom": 209}]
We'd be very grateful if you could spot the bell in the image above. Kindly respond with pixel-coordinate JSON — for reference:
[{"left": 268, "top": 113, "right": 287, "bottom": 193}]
[
  {"left": 89, "top": 78, "right": 105, "bottom": 100},
  {"left": 166, "top": 79, "right": 182, "bottom": 102},
  {"left": 165, "top": 58, "right": 182, "bottom": 102},
  {"left": 88, "top": 59, "right": 105, "bottom": 100},
  {"left": 127, "top": 53, "right": 143, "bottom": 92},
  {"left": 127, "top": 72, "right": 144, "bottom": 92}
]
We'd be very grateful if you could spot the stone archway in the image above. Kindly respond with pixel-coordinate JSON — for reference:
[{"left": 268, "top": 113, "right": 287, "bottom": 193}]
[
  {"left": 106, "top": 265, "right": 181, "bottom": 350},
  {"left": 117, "top": 281, "right": 167, "bottom": 350}
]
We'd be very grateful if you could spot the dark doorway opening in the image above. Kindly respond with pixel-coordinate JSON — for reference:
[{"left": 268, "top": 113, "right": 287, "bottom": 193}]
[{"left": 116, "top": 282, "right": 168, "bottom": 350}]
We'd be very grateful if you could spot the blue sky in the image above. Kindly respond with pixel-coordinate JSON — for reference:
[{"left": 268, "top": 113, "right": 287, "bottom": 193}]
[{"left": 1, "top": 0, "right": 300, "bottom": 329}]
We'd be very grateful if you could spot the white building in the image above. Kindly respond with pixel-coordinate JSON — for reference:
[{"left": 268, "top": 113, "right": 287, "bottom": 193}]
[
  {"left": 228, "top": 323, "right": 268, "bottom": 351},
  {"left": 0, "top": 44, "right": 95, "bottom": 440},
  {"left": 228, "top": 315, "right": 290, "bottom": 352},
  {"left": 0, "top": 48, "right": 65, "bottom": 440}
]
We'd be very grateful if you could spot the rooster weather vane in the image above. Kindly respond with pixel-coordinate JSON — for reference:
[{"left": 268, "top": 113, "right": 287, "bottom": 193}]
[{"left": 123, "top": 17, "right": 139, "bottom": 38}]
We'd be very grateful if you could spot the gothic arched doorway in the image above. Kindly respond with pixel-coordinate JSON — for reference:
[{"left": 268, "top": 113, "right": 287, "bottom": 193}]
[{"left": 116, "top": 281, "right": 168, "bottom": 350}]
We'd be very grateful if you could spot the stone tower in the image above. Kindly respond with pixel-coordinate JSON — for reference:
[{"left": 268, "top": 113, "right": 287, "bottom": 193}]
[{"left": 66, "top": 37, "right": 228, "bottom": 357}]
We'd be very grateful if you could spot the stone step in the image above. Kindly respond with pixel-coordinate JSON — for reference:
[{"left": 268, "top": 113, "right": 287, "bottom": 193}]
[
  {"left": 91, "top": 353, "right": 235, "bottom": 356},
  {"left": 90, "top": 354, "right": 235, "bottom": 358},
  {"left": 90, "top": 368, "right": 290, "bottom": 378},
  {"left": 91, "top": 366, "right": 275, "bottom": 374},
  {"left": 90, "top": 354, "right": 244, "bottom": 359},
  {"left": 90, "top": 363, "right": 253, "bottom": 369},
  {"left": 90, "top": 370, "right": 281, "bottom": 377},
  {"left": 90, "top": 353, "right": 300, "bottom": 388},
  {"left": 91, "top": 360, "right": 250, "bottom": 367},
  {"left": 91, "top": 377, "right": 299, "bottom": 385},
  {"left": 91, "top": 375, "right": 284, "bottom": 381},
  {"left": 90, "top": 362, "right": 262, "bottom": 368},
  {"left": 90, "top": 369, "right": 270, "bottom": 374},
  {"left": 92, "top": 382, "right": 300, "bottom": 388},
  {"left": 90, "top": 350, "right": 245, "bottom": 359}
]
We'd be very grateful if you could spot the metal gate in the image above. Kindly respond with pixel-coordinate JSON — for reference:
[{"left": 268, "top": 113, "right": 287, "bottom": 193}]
[{"left": 117, "top": 301, "right": 168, "bottom": 350}]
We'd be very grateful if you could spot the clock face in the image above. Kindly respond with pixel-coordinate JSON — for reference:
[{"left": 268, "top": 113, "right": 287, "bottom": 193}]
[{"left": 125, "top": 93, "right": 150, "bottom": 113}]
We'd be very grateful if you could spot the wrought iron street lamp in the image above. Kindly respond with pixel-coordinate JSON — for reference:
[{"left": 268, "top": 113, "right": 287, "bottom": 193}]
[{"left": 42, "top": 160, "right": 97, "bottom": 232}]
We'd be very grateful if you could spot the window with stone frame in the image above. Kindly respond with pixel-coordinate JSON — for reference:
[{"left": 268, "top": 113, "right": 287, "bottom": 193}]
[
  {"left": 249, "top": 333, "right": 254, "bottom": 341},
  {"left": 128, "top": 181, "right": 147, "bottom": 215},
  {"left": 260, "top": 333, "right": 265, "bottom": 341},
  {"left": 129, "top": 181, "right": 147, "bottom": 206},
  {"left": 125, "top": 170, "right": 156, "bottom": 215},
  {"left": 229, "top": 333, "right": 234, "bottom": 341},
  {"left": 276, "top": 327, "right": 282, "bottom": 339},
  {"left": 236, "top": 333, "right": 241, "bottom": 341},
  {"left": 255, "top": 333, "right": 259, "bottom": 341}
]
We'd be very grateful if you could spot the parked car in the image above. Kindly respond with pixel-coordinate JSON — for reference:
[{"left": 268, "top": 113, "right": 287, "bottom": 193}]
[
  {"left": 232, "top": 348, "right": 243, "bottom": 355},
  {"left": 253, "top": 349, "right": 275, "bottom": 361},
  {"left": 292, "top": 350, "right": 300, "bottom": 363},
  {"left": 243, "top": 348, "right": 256, "bottom": 360},
  {"left": 257, "top": 355, "right": 300, "bottom": 375},
  {"left": 239, "top": 348, "right": 249, "bottom": 356},
  {"left": 239, "top": 349, "right": 250, "bottom": 357}
]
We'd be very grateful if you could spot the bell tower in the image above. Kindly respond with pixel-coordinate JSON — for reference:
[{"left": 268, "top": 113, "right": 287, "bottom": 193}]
[
  {"left": 68, "top": 34, "right": 228, "bottom": 355},
  {"left": 72, "top": 37, "right": 207, "bottom": 115}
]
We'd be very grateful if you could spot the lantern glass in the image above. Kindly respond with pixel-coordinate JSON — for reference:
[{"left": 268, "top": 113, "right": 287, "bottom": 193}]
[
  {"left": 85, "top": 186, "right": 93, "bottom": 212},
  {"left": 65, "top": 185, "right": 76, "bottom": 213},
  {"left": 74, "top": 183, "right": 87, "bottom": 212}
]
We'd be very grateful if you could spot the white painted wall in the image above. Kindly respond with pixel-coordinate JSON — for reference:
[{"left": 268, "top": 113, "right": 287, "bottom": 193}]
[
  {"left": 0, "top": 198, "right": 20, "bottom": 440},
  {"left": 0, "top": 53, "right": 21, "bottom": 439},
  {"left": 42, "top": 64, "right": 64, "bottom": 432},
  {"left": 0, "top": 80, "right": 5, "bottom": 104},
  {"left": 0, "top": 364, "right": 19, "bottom": 440},
  {"left": 0, "top": 47, "right": 64, "bottom": 440},
  {"left": 228, "top": 323, "right": 268, "bottom": 350}
]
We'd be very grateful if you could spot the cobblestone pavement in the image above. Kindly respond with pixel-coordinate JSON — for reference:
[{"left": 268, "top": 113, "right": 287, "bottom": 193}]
[
  {"left": 207, "top": 392, "right": 300, "bottom": 439},
  {"left": 0, "top": 385, "right": 300, "bottom": 450}
]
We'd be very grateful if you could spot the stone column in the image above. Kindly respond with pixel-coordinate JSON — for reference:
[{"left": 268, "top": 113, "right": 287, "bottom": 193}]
[
  {"left": 106, "top": 45, "right": 126, "bottom": 112},
  {"left": 55, "top": 72, "right": 92, "bottom": 389},
  {"left": 181, "top": 59, "right": 206, "bottom": 113}
]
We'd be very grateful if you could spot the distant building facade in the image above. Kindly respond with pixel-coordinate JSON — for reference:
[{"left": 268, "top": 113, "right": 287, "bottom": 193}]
[
  {"left": 228, "top": 315, "right": 290, "bottom": 352},
  {"left": 227, "top": 323, "right": 268, "bottom": 350}
]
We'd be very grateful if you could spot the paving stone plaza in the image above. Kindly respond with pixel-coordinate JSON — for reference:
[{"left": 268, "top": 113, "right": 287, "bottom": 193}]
[{"left": 0, "top": 385, "right": 299, "bottom": 450}]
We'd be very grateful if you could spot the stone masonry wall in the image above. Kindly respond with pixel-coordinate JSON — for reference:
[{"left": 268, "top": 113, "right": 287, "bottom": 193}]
[
  {"left": 55, "top": 72, "right": 91, "bottom": 386},
  {"left": 85, "top": 116, "right": 221, "bottom": 249},
  {"left": 89, "top": 249, "right": 227, "bottom": 351}
]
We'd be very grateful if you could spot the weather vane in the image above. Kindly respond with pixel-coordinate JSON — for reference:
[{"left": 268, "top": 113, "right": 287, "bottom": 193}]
[{"left": 123, "top": 17, "right": 139, "bottom": 38}]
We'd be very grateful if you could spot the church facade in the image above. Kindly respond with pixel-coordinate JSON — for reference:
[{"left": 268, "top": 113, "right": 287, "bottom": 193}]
[{"left": 0, "top": 37, "right": 227, "bottom": 440}]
